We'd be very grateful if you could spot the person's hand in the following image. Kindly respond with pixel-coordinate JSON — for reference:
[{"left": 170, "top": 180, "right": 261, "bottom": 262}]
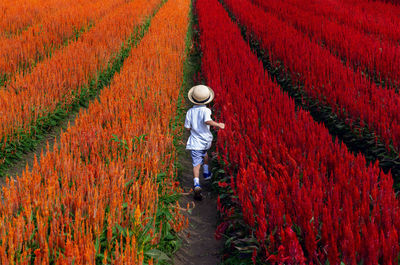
[{"left": 219, "top": 123, "right": 225, "bottom": 129}]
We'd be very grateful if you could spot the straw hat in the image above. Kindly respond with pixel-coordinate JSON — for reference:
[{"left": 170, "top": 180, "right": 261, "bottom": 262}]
[{"left": 188, "top": 85, "right": 214, "bottom": 105}]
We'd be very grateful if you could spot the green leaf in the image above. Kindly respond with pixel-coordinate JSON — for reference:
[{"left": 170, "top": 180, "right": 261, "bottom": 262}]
[
  {"left": 125, "top": 179, "right": 134, "bottom": 189},
  {"left": 145, "top": 249, "right": 171, "bottom": 262},
  {"left": 115, "top": 224, "right": 127, "bottom": 238},
  {"left": 95, "top": 237, "right": 100, "bottom": 254}
]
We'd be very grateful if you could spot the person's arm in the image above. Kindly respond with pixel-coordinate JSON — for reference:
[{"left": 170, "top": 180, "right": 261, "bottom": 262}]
[
  {"left": 184, "top": 111, "right": 191, "bottom": 131},
  {"left": 205, "top": 120, "right": 225, "bottom": 129},
  {"left": 204, "top": 108, "right": 225, "bottom": 129}
]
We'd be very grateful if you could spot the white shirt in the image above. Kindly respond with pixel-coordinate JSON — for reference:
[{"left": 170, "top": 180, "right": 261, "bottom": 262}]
[{"left": 184, "top": 105, "right": 213, "bottom": 150}]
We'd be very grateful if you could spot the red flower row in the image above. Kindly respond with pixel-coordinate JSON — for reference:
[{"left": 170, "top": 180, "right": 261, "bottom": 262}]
[
  {"left": 224, "top": 0, "right": 400, "bottom": 153},
  {"left": 253, "top": 0, "right": 400, "bottom": 91},
  {"left": 259, "top": 0, "right": 400, "bottom": 45},
  {"left": 196, "top": 0, "right": 400, "bottom": 263}
]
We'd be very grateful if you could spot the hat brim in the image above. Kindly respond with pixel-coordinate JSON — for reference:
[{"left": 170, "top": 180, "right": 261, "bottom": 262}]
[{"left": 188, "top": 86, "right": 215, "bottom": 105}]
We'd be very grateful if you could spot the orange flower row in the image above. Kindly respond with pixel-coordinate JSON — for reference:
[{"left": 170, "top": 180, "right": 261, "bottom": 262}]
[
  {"left": 0, "top": 0, "right": 161, "bottom": 162},
  {"left": 0, "top": 0, "right": 189, "bottom": 262},
  {"left": 0, "top": 0, "right": 129, "bottom": 82},
  {"left": 0, "top": 0, "right": 72, "bottom": 38}
]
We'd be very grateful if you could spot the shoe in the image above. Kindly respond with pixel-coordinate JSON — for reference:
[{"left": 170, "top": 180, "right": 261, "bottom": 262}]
[
  {"left": 203, "top": 172, "right": 212, "bottom": 181},
  {"left": 194, "top": 185, "right": 202, "bottom": 200}
]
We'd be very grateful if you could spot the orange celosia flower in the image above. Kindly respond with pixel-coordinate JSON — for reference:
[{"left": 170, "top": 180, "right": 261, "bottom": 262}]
[
  {"left": 0, "top": 0, "right": 189, "bottom": 263},
  {"left": 0, "top": 0, "right": 129, "bottom": 82}
]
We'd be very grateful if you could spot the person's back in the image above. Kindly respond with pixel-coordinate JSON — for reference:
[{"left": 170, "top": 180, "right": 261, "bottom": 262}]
[{"left": 185, "top": 105, "right": 213, "bottom": 151}]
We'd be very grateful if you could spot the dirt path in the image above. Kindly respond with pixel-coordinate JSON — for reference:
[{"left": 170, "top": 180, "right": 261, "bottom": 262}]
[{"left": 173, "top": 131, "right": 223, "bottom": 265}]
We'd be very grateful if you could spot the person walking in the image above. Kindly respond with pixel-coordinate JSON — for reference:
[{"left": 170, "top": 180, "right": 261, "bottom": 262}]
[{"left": 184, "top": 85, "right": 225, "bottom": 200}]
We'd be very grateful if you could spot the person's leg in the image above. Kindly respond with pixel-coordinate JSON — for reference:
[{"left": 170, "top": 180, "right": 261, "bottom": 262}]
[
  {"left": 204, "top": 152, "right": 209, "bottom": 165},
  {"left": 191, "top": 150, "right": 203, "bottom": 187},
  {"left": 203, "top": 152, "right": 211, "bottom": 180},
  {"left": 191, "top": 150, "right": 204, "bottom": 200},
  {"left": 193, "top": 163, "right": 202, "bottom": 200},
  {"left": 193, "top": 164, "right": 201, "bottom": 180}
]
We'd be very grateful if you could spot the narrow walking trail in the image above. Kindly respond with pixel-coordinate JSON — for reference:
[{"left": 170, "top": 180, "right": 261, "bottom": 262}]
[
  {"left": 173, "top": 131, "right": 223, "bottom": 265},
  {"left": 173, "top": 2, "right": 223, "bottom": 262}
]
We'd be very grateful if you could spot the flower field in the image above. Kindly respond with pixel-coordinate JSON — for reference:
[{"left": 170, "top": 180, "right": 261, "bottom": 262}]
[
  {"left": 1, "top": 0, "right": 400, "bottom": 263},
  {"left": 223, "top": 0, "right": 400, "bottom": 157},
  {"left": 274, "top": 0, "right": 400, "bottom": 45},
  {"left": 0, "top": 0, "right": 189, "bottom": 262},
  {"left": 195, "top": 0, "right": 400, "bottom": 263},
  {"left": 0, "top": 0, "right": 160, "bottom": 174},
  {"left": 252, "top": 0, "right": 400, "bottom": 91},
  {"left": 0, "top": 0, "right": 130, "bottom": 84},
  {"left": 0, "top": 0, "right": 69, "bottom": 38}
]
